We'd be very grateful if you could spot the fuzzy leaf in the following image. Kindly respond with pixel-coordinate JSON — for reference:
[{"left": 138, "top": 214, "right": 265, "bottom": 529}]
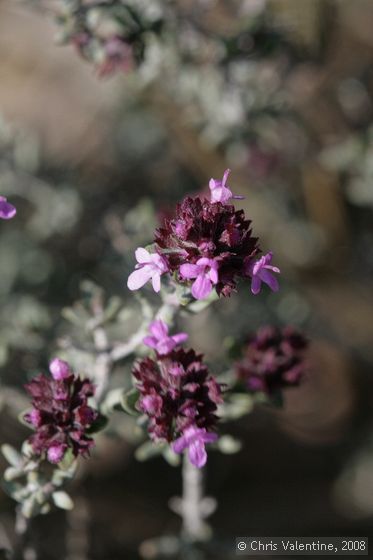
[
  {"left": 4, "top": 467, "right": 24, "bottom": 481},
  {"left": 162, "top": 446, "right": 180, "bottom": 467},
  {"left": 52, "top": 491, "right": 74, "bottom": 510},
  {"left": 1, "top": 444, "right": 22, "bottom": 467},
  {"left": 120, "top": 388, "right": 140, "bottom": 416},
  {"left": 135, "top": 441, "right": 165, "bottom": 462},
  {"left": 216, "top": 435, "right": 242, "bottom": 455}
]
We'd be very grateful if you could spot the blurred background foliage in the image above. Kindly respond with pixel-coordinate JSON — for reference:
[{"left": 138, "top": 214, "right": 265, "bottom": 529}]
[{"left": 0, "top": 0, "right": 373, "bottom": 558}]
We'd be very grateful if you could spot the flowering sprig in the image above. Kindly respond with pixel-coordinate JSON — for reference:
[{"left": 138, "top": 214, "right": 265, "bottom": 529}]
[
  {"left": 128, "top": 170, "right": 280, "bottom": 300},
  {"left": 0, "top": 195, "right": 16, "bottom": 219},
  {"left": 234, "top": 325, "right": 308, "bottom": 403},
  {"left": 24, "top": 358, "right": 98, "bottom": 464},
  {"left": 53, "top": 1, "right": 164, "bottom": 77},
  {"left": 133, "top": 320, "right": 222, "bottom": 468}
]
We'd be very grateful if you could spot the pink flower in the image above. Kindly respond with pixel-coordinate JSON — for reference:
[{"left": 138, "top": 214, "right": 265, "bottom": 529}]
[
  {"left": 179, "top": 257, "right": 219, "bottom": 300},
  {"left": 47, "top": 444, "right": 67, "bottom": 464},
  {"left": 172, "top": 425, "right": 218, "bottom": 468},
  {"left": 49, "top": 358, "right": 71, "bottom": 380},
  {"left": 143, "top": 320, "right": 188, "bottom": 355},
  {"left": 127, "top": 248, "right": 169, "bottom": 293},
  {"left": 246, "top": 252, "right": 280, "bottom": 295},
  {"left": 0, "top": 196, "right": 16, "bottom": 220},
  {"left": 209, "top": 169, "right": 244, "bottom": 204}
]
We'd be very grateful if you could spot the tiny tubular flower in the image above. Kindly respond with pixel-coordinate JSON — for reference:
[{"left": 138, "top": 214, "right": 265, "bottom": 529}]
[
  {"left": 209, "top": 169, "right": 244, "bottom": 204},
  {"left": 127, "top": 247, "right": 169, "bottom": 293},
  {"left": 246, "top": 252, "right": 280, "bottom": 295},
  {"left": 0, "top": 196, "right": 16, "bottom": 220},
  {"left": 179, "top": 258, "right": 219, "bottom": 300},
  {"left": 143, "top": 320, "right": 188, "bottom": 355},
  {"left": 172, "top": 425, "right": 218, "bottom": 468}
]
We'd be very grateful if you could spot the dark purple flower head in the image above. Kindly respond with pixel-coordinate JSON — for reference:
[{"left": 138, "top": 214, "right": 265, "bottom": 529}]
[
  {"left": 127, "top": 171, "right": 280, "bottom": 299},
  {"left": 155, "top": 193, "right": 260, "bottom": 299},
  {"left": 0, "top": 196, "right": 16, "bottom": 220},
  {"left": 134, "top": 324, "right": 222, "bottom": 467},
  {"left": 24, "top": 359, "right": 98, "bottom": 464},
  {"left": 235, "top": 326, "right": 308, "bottom": 399}
]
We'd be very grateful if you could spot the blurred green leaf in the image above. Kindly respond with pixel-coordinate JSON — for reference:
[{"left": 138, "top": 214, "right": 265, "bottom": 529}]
[{"left": 52, "top": 491, "right": 74, "bottom": 511}]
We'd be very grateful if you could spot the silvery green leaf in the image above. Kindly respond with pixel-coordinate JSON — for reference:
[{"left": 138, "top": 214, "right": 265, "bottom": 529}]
[
  {"left": 18, "top": 409, "right": 32, "bottom": 428},
  {"left": 135, "top": 441, "right": 165, "bottom": 462},
  {"left": 101, "top": 388, "right": 125, "bottom": 413},
  {"left": 186, "top": 291, "right": 219, "bottom": 313},
  {"left": 4, "top": 467, "right": 24, "bottom": 481},
  {"left": 219, "top": 393, "right": 254, "bottom": 420},
  {"left": 162, "top": 446, "right": 180, "bottom": 467},
  {"left": 58, "top": 449, "right": 75, "bottom": 471},
  {"left": 40, "top": 503, "right": 51, "bottom": 515},
  {"left": 216, "top": 435, "right": 242, "bottom": 455},
  {"left": 22, "top": 497, "right": 41, "bottom": 518},
  {"left": 121, "top": 388, "right": 140, "bottom": 415},
  {"left": 1, "top": 444, "right": 22, "bottom": 467},
  {"left": 52, "top": 491, "right": 74, "bottom": 511}
]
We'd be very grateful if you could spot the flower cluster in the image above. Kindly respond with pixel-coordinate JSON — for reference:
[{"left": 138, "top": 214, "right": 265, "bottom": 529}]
[
  {"left": 133, "top": 320, "right": 222, "bottom": 467},
  {"left": 55, "top": 2, "right": 163, "bottom": 77},
  {"left": 127, "top": 170, "right": 280, "bottom": 299},
  {"left": 235, "top": 326, "right": 308, "bottom": 399},
  {"left": 24, "top": 358, "right": 98, "bottom": 464},
  {"left": 0, "top": 196, "right": 16, "bottom": 220}
]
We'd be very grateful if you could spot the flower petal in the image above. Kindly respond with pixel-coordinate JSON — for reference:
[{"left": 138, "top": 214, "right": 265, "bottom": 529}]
[
  {"left": 172, "top": 434, "right": 189, "bottom": 454},
  {"left": 191, "top": 274, "right": 213, "bottom": 300},
  {"left": 188, "top": 440, "right": 207, "bottom": 468},
  {"left": 172, "top": 333, "right": 188, "bottom": 345},
  {"left": 251, "top": 275, "right": 262, "bottom": 295},
  {"left": 150, "top": 320, "right": 168, "bottom": 338},
  {"left": 151, "top": 273, "right": 161, "bottom": 293},
  {"left": 179, "top": 263, "right": 200, "bottom": 279},
  {"left": 0, "top": 197, "right": 16, "bottom": 220},
  {"left": 142, "top": 336, "right": 157, "bottom": 349},
  {"left": 135, "top": 247, "right": 150, "bottom": 263},
  {"left": 222, "top": 168, "right": 230, "bottom": 187},
  {"left": 201, "top": 431, "right": 218, "bottom": 444},
  {"left": 260, "top": 269, "right": 279, "bottom": 292},
  {"left": 127, "top": 266, "right": 152, "bottom": 291}
]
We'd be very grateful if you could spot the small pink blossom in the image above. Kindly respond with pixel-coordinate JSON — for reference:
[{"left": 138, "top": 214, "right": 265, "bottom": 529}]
[
  {"left": 172, "top": 426, "right": 218, "bottom": 468},
  {"left": 127, "top": 248, "right": 169, "bottom": 293},
  {"left": 49, "top": 358, "right": 71, "bottom": 381},
  {"left": 47, "top": 444, "right": 67, "bottom": 464},
  {"left": 140, "top": 394, "right": 163, "bottom": 416},
  {"left": 179, "top": 257, "right": 219, "bottom": 300},
  {"left": 0, "top": 196, "right": 16, "bottom": 220},
  {"left": 209, "top": 169, "right": 244, "bottom": 204},
  {"left": 246, "top": 252, "right": 280, "bottom": 295},
  {"left": 143, "top": 320, "right": 188, "bottom": 355}
]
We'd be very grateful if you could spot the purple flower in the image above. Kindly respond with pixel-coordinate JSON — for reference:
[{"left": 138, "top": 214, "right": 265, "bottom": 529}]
[
  {"left": 180, "top": 258, "right": 219, "bottom": 300},
  {"left": 0, "top": 196, "right": 16, "bottom": 220},
  {"left": 49, "top": 358, "right": 71, "bottom": 380},
  {"left": 47, "top": 444, "right": 67, "bottom": 464},
  {"left": 246, "top": 252, "right": 280, "bottom": 295},
  {"left": 155, "top": 194, "right": 259, "bottom": 298},
  {"left": 172, "top": 425, "right": 218, "bottom": 468},
  {"left": 24, "top": 359, "right": 98, "bottom": 464},
  {"left": 97, "top": 37, "right": 133, "bottom": 77},
  {"left": 127, "top": 247, "right": 169, "bottom": 293},
  {"left": 209, "top": 169, "right": 244, "bottom": 204},
  {"left": 143, "top": 320, "right": 188, "bottom": 355},
  {"left": 235, "top": 326, "right": 308, "bottom": 399},
  {"left": 133, "top": 348, "right": 223, "bottom": 450}
]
